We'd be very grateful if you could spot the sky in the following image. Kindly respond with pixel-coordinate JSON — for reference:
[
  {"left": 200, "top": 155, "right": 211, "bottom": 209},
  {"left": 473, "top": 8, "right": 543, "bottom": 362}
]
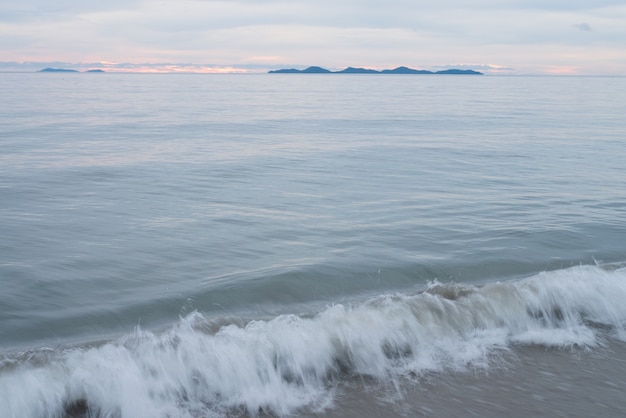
[{"left": 1, "top": 0, "right": 626, "bottom": 74}]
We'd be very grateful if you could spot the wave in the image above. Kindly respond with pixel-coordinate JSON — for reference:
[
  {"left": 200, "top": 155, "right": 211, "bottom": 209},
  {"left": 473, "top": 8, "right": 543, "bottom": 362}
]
[{"left": 2, "top": 264, "right": 626, "bottom": 418}]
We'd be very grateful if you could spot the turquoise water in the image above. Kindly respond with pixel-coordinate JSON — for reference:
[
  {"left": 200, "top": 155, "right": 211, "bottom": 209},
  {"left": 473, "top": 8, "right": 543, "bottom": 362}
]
[{"left": 1, "top": 73, "right": 626, "bottom": 417}]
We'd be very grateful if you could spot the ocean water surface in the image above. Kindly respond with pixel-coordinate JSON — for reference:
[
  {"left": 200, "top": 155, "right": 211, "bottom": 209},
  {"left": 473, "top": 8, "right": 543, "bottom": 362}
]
[{"left": 1, "top": 73, "right": 626, "bottom": 417}]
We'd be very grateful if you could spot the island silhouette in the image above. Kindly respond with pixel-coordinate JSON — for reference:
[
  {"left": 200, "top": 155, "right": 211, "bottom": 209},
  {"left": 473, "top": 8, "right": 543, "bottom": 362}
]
[
  {"left": 269, "top": 66, "right": 482, "bottom": 75},
  {"left": 38, "top": 68, "right": 105, "bottom": 73}
]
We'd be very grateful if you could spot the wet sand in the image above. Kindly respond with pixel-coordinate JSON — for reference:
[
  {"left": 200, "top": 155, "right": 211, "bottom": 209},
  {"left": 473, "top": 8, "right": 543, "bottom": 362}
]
[{"left": 305, "top": 340, "right": 626, "bottom": 418}]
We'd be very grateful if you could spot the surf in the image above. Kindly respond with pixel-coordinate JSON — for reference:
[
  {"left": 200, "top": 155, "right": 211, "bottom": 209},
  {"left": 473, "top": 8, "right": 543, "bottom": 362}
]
[{"left": 2, "top": 264, "right": 626, "bottom": 418}]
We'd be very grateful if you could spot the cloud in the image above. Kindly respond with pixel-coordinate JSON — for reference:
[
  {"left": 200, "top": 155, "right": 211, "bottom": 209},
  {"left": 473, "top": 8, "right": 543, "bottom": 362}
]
[{"left": 575, "top": 22, "right": 592, "bottom": 31}]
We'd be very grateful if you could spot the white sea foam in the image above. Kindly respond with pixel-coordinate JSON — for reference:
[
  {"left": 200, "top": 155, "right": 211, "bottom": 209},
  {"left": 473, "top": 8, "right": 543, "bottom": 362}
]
[{"left": 2, "top": 265, "right": 626, "bottom": 418}]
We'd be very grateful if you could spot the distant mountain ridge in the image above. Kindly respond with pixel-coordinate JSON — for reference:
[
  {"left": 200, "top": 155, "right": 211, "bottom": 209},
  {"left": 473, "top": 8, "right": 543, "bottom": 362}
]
[{"left": 269, "top": 66, "right": 482, "bottom": 75}]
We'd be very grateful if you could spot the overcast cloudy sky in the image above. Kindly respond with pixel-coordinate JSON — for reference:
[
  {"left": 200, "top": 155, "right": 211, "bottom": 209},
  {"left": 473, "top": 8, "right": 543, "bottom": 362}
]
[{"left": 1, "top": 0, "right": 625, "bottom": 74}]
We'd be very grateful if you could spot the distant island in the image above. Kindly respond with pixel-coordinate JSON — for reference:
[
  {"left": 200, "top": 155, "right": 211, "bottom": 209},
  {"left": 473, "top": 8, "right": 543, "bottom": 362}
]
[
  {"left": 38, "top": 68, "right": 105, "bottom": 73},
  {"left": 269, "top": 66, "right": 482, "bottom": 75},
  {"left": 38, "top": 68, "right": 78, "bottom": 73}
]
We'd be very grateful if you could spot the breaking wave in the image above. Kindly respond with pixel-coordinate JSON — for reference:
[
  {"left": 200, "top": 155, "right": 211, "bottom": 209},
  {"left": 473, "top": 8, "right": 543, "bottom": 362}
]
[{"left": 2, "top": 264, "right": 626, "bottom": 417}]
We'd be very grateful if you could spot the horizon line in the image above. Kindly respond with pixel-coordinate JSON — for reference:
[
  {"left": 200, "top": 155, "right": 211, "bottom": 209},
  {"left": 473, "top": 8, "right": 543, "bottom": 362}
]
[
  {"left": 2, "top": 70, "right": 625, "bottom": 77},
  {"left": 1, "top": 62, "right": 624, "bottom": 77}
]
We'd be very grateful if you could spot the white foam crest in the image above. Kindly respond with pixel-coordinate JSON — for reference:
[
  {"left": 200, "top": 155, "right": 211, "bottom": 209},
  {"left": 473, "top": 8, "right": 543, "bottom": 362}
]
[
  {"left": 2, "top": 264, "right": 626, "bottom": 417},
  {"left": 511, "top": 265, "right": 626, "bottom": 344},
  {"left": 0, "top": 363, "right": 67, "bottom": 418}
]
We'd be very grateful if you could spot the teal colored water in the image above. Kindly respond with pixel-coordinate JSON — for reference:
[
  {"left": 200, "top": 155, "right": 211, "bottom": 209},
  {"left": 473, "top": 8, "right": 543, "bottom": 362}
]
[{"left": 1, "top": 73, "right": 625, "bottom": 417}]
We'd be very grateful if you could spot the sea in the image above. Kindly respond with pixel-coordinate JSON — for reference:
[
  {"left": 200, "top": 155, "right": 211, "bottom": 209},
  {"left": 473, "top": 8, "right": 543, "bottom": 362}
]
[{"left": 1, "top": 72, "right": 626, "bottom": 418}]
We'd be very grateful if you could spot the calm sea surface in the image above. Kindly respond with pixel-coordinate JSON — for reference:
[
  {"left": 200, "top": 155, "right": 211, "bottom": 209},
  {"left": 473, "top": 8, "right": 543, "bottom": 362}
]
[{"left": 1, "top": 73, "right": 626, "bottom": 417}]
